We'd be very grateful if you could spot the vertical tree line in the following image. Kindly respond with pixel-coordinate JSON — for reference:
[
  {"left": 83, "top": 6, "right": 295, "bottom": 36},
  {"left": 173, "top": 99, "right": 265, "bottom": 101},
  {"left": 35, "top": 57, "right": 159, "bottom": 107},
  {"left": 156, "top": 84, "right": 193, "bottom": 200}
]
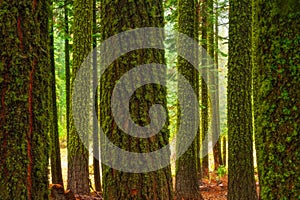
[{"left": 50, "top": 0, "right": 64, "bottom": 187}]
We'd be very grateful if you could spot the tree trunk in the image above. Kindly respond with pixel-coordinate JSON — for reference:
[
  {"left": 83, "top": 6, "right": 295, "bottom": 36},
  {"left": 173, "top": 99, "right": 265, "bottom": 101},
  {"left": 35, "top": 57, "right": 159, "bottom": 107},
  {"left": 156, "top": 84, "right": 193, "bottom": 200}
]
[
  {"left": 175, "top": 0, "right": 203, "bottom": 199},
  {"left": 65, "top": 0, "right": 71, "bottom": 152},
  {"left": 0, "top": 0, "right": 51, "bottom": 199},
  {"left": 211, "top": 0, "right": 223, "bottom": 170},
  {"left": 50, "top": 0, "right": 64, "bottom": 187},
  {"left": 253, "top": 0, "right": 300, "bottom": 199},
  {"left": 227, "top": 0, "right": 258, "bottom": 199},
  {"left": 222, "top": 136, "right": 226, "bottom": 166},
  {"left": 67, "top": 0, "right": 92, "bottom": 194},
  {"left": 99, "top": 1, "right": 173, "bottom": 199},
  {"left": 195, "top": 0, "right": 201, "bottom": 180},
  {"left": 92, "top": 0, "right": 101, "bottom": 192},
  {"left": 200, "top": 0, "right": 209, "bottom": 179}
]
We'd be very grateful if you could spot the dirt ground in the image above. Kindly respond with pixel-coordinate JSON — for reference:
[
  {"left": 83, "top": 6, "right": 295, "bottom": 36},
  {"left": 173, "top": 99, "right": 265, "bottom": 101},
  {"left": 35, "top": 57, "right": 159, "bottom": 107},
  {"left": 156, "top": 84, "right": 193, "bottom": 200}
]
[
  {"left": 200, "top": 173, "right": 228, "bottom": 200},
  {"left": 54, "top": 148, "right": 228, "bottom": 200}
]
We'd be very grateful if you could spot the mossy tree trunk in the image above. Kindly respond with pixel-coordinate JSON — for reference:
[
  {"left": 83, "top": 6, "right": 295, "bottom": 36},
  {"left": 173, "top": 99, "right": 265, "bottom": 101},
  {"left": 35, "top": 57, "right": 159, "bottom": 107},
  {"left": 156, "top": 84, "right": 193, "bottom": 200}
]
[
  {"left": 227, "top": 0, "right": 258, "bottom": 199},
  {"left": 99, "top": 1, "right": 173, "bottom": 199},
  {"left": 200, "top": 0, "right": 209, "bottom": 179},
  {"left": 50, "top": 0, "right": 64, "bottom": 187},
  {"left": 253, "top": 0, "right": 300, "bottom": 199},
  {"left": 67, "top": 0, "right": 92, "bottom": 194},
  {"left": 175, "top": 0, "right": 203, "bottom": 199},
  {"left": 0, "top": 0, "right": 51, "bottom": 199},
  {"left": 195, "top": 0, "right": 201, "bottom": 179}
]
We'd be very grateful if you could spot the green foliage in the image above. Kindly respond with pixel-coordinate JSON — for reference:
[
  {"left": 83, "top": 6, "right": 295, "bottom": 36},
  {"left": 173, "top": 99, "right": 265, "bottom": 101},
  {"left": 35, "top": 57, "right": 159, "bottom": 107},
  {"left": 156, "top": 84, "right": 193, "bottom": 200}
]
[
  {"left": 164, "top": 0, "right": 178, "bottom": 24},
  {"left": 51, "top": 0, "right": 75, "bottom": 140},
  {"left": 217, "top": 165, "right": 227, "bottom": 178}
]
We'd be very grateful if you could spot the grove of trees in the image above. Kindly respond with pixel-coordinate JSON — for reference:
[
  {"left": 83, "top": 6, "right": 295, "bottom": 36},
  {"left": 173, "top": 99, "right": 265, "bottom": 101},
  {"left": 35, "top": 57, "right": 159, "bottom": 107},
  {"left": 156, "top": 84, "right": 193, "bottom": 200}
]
[{"left": 0, "top": 0, "right": 299, "bottom": 199}]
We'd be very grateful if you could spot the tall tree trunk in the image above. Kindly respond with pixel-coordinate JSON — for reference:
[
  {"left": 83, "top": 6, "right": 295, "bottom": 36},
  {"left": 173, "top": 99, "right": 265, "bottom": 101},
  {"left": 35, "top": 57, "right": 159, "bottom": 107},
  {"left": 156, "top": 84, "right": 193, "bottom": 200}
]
[
  {"left": 200, "top": 0, "right": 209, "bottom": 179},
  {"left": 211, "top": 0, "right": 223, "bottom": 169},
  {"left": 65, "top": 0, "right": 70, "bottom": 151},
  {"left": 253, "top": 0, "right": 300, "bottom": 199},
  {"left": 195, "top": 0, "right": 201, "bottom": 179},
  {"left": 175, "top": 0, "right": 203, "bottom": 199},
  {"left": 67, "top": 0, "right": 92, "bottom": 194},
  {"left": 0, "top": 0, "right": 51, "bottom": 199},
  {"left": 227, "top": 0, "right": 258, "bottom": 199},
  {"left": 92, "top": 0, "right": 101, "bottom": 192},
  {"left": 50, "top": 0, "right": 64, "bottom": 187},
  {"left": 99, "top": 1, "right": 173, "bottom": 199}
]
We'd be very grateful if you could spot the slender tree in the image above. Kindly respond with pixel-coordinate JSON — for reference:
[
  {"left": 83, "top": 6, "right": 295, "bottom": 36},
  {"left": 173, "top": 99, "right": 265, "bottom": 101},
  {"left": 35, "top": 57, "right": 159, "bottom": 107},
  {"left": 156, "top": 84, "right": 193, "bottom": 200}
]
[
  {"left": 92, "top": 0, "right": 101, "bottom": 192},
  {"left": 0, "top": 0, "right": 51, "bottom": 199},
  {"left": 175, "top": 0, "right": 203, "bottom": 199},
  {"left": 200, "top": 0, "right": 209, "bottom": 179},
  {"left": 67, "top": 0, "right": 92, "bottom": 194},
  {"left": 65, "top": 0, "right": 70, "bottom": 150},
  {"left": 99, "top": 1, "right": 173, "bottom": 199},
  {"left": 253, "top": 0, "right": 300, "bottom": 199},
  {"left": 195, "top": 0, "right": 202, "bottom": 178},
  {"left": 50, "top": 0, "right": 64, "bottom": 187},
  {"left": 227, "top": 0, "right": 257, "bottom": 199},
  {"left": 210, "top": 0, "right": 223, "bottom": 169}
]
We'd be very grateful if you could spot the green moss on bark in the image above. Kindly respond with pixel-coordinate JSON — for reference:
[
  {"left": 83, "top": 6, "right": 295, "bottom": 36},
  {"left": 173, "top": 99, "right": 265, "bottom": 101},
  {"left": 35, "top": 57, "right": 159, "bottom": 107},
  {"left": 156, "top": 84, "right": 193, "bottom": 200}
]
[
  {"left": 67, "top": 0, "right": 92, "bottom": 195},
  {"left": 0, "top": 0, "right": 51, "bottom": 199},
  {"left": 175, "top": 0, "right": 203, "bottom": 199},
  {"left": 200, "top": 0, "right": 209, "bottom": 179},
  {"left": 253, "top": 0, "right": 300, "bottom": 199},
  {"left": 227, "top": 0, "right": 258, "bottom": 199},
  {"left": 99, "top": 1, "right": 173, "bottom": 199}
]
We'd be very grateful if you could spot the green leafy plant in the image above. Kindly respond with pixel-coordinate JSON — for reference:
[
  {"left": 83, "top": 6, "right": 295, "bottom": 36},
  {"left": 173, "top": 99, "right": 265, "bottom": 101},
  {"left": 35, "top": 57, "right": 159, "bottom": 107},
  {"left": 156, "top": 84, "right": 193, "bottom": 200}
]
[{"left": 217, "top": 165, "right": 227, "bottom": 179}]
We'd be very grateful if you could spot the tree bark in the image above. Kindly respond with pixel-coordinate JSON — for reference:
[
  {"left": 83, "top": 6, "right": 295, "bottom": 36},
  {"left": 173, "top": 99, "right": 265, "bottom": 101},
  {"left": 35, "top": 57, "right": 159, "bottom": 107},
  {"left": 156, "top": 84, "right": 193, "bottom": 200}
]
[
  {"left": 200, "top": 0, "right": 209, "bottom": 179},
  {"left": 253, "top": 0, "right": 300, "bottom": 199},
  {"left": 99, "top": 1, "right": 173, "bottom": 199},
  {"left": 227, "top": 0, "right": 258, "bottom": 199},
  {"left": 0, "top": 0, "right": 51, "bottom": 199},
  {"left": 67, "top": 0, "right": 92, "bottom": 194},
  {"left": 175, "top": 0, "right": 203, "bottom": 199}
]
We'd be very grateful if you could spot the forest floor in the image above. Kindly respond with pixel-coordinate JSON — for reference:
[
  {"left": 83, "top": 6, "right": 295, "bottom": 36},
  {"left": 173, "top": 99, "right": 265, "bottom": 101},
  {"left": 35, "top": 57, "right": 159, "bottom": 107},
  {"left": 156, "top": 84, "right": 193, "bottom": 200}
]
[
  {"left": 200, "top": 173, "right": 227, "bottom": 200},
  {"left": 55, "top": 147, "right": 228, "bottom": 200}
]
